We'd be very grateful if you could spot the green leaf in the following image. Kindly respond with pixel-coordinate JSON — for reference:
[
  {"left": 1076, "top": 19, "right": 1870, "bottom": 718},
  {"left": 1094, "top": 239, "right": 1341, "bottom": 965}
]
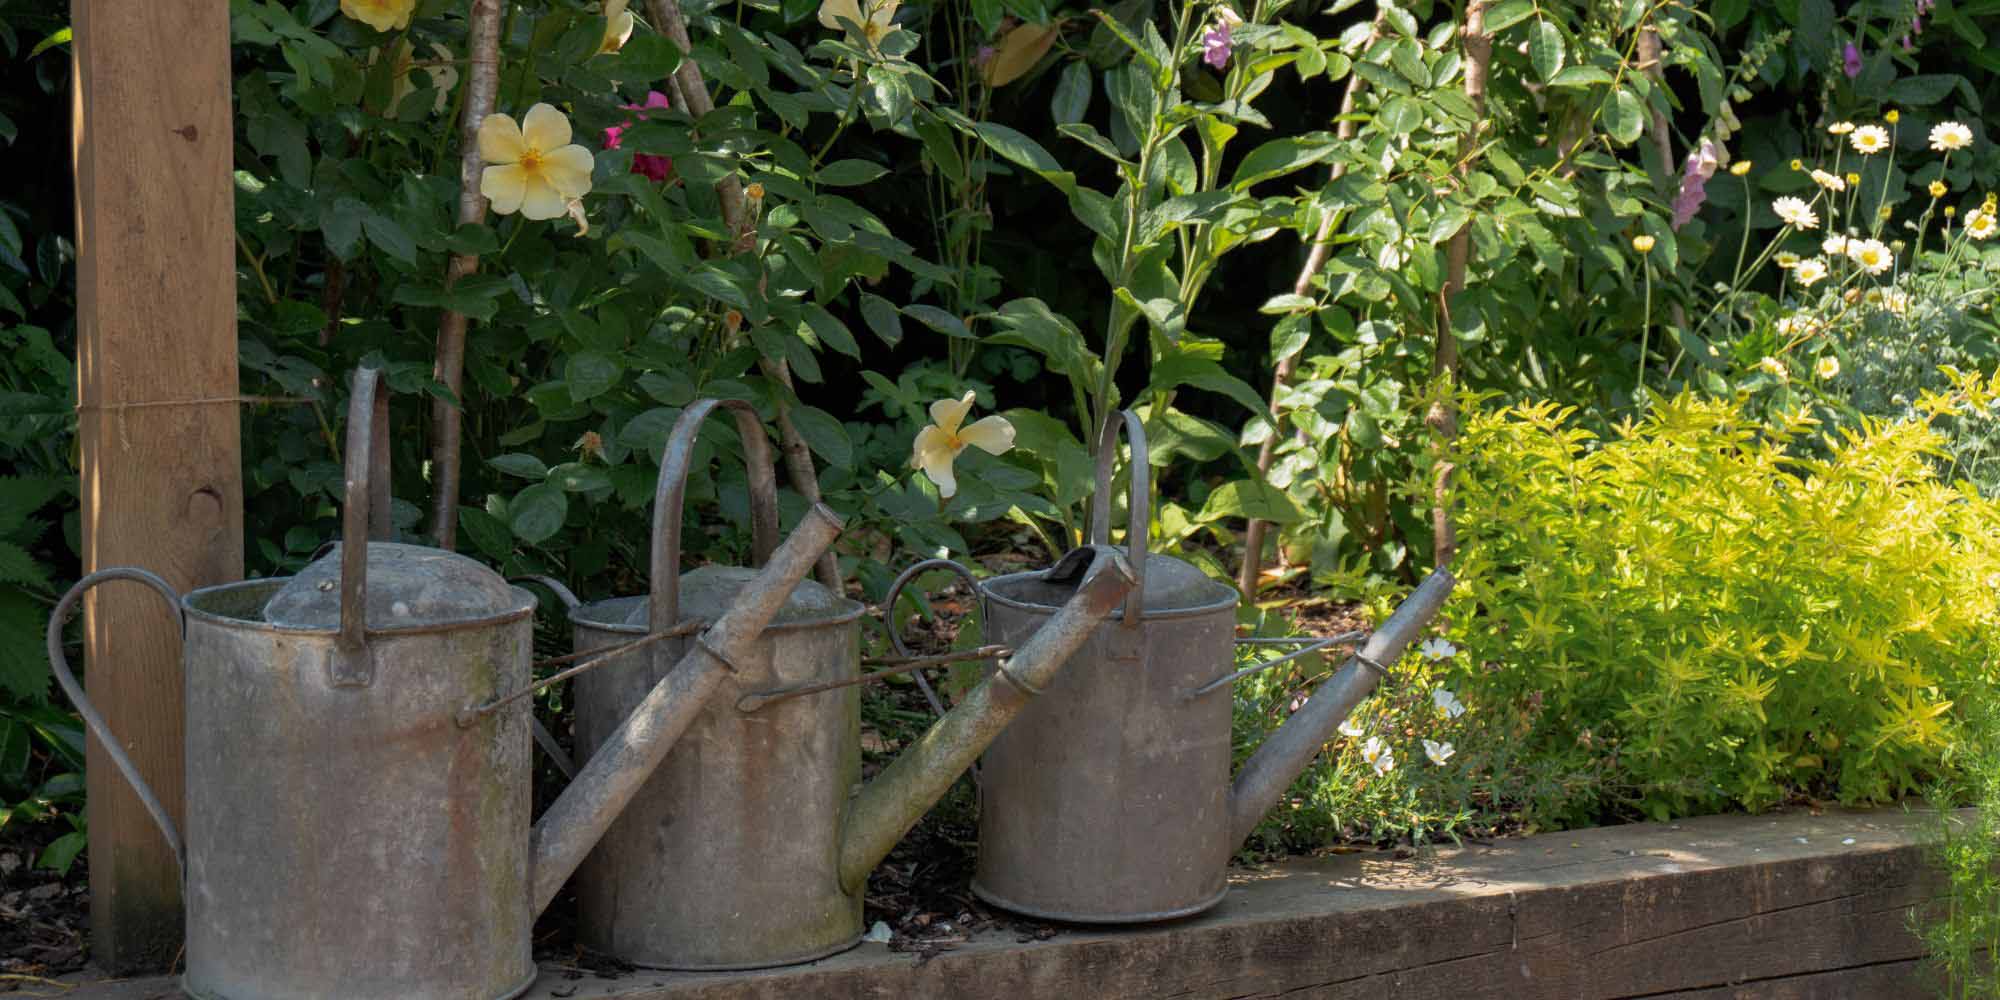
[
  {"left": 39, "top": 830, "right": 85, "bottom": 875},
  {"left": 1230, "top": 136, "right": 1340, "bottom": 190},
  {"left": 859, "top": 293, "right": 904, "bottom": 346},
  {"left": 1603, "top": 87, "right": 1644, "bottom": 145},
  {"left": 1484, "top": 0, "right": 1536, "bottom": 33},
  {"left": 1051, "top": 60, "right": 1092, "bottom": 125},
  {"left": 547, "top": 463, "right": 613, "bottom": 493},
  {"left": 1549, "top": 65, "right": 1614, "bottom": 88},
  {"left": 817, "top": 159, "right": 890, "bottom": 186},
  {"left": 790, "top": 405, "right": 854, "bottom": 468},
  {"left": 362, "top": 212, "right": 417, "bottom": 265},
  {"left": 904, "top": 304, "right": 973, "bottom": 338},
  {"left": 0, "top": 592, "right": 49, "bottom": 701},
  {"left": 1529, "top": 20, "right": 1565, "bottom": 82},
  {"left": 565, "top": 351, "right": 622, "bottom": 402},
  {"left": 509, "top": 484, "right": 568, "bottom": 545},
  {"left": 1147, "top": 355, "right": 1268, "bottom": 422},
  {"left": 1197, "top": 479, "right": 1303, "bottom": 524},
  {"left": 459, "top": 506, "right": 514, "bottom": 561},
  {"left": 1886, "top": 74, "right": 1960, "bottom": 106},
  {"left": 488, "top": 453, "right": 549, "bottom": 480},
  {"left": 803, "top": 305, "right": 862, "bottom": 359}
]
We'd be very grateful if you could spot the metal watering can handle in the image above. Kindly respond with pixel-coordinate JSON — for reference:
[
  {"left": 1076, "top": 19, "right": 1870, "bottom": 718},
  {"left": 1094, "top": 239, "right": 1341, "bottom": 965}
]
[
  {"left": 651, "top": 399, "right": 783, "bottom": 637},
  {"left": 45, "top": 567, "right": 188, "bottom": 878},
  {"left": 332, "top": 366, "right": 394, "bottom": 687},
  {"left": 1088, "top": 410, "right": 1148, "bottom": 626},
  {"left": 882, "top": 558, "right": 985, "bottom": 717}
]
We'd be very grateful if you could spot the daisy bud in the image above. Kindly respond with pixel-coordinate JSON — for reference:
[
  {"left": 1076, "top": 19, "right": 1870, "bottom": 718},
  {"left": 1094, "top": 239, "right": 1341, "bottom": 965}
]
[
  {"left": 1845, "top": 172, "right": 1861, "bottom": 186},
  {"left": 1886, "top": 109, "right": 1901, "bottom": 123},
  {"left": 1790, "top": 159, "right": 1804, "bottom": 171},
  {"left": 1730, "top": 161, "right": 1752, "bottom": 176},
  {"left": 1880, "top": 205, "right": 1895, "bottom": 219},
  {"left": 1931, "top": 180, "right": 1948, "bottom": 197},
  {"left": 1946, "top": 205, "right": 1958, "bottom": 217},
  {"left": 1632, "top": 234, "right": 1656, "bottom": 253}
]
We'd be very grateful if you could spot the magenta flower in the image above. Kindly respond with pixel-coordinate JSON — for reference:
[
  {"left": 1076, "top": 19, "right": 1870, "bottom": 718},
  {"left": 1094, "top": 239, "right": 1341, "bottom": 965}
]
[
  {"left": 1671, "top": 138, "right": 1721, "bottom": 230},
  {"left": 1202, "top": 21, "right": 1233, "bottom": 69},
  {"left": 604, "top": 90, "right": 674, "bottom": 183},
  {"left": 1903, "top": 34, "right": 1914, "bottom": 51},
  {"left": 1842, "top": 41, "right": 1862, "bottom": 78}
]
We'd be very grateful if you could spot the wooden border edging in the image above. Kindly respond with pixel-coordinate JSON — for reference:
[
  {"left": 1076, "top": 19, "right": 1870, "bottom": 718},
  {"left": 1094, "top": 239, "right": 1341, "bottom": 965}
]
[{"left": 66, "top": 807, "right": 1953, "bottom": 998}]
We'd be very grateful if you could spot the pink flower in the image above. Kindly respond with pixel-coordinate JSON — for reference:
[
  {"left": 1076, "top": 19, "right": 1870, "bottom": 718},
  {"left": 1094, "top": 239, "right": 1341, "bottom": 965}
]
[
  {"left": 1842, "top": 41, "right": 1862, "bottom": 78},
  {"left": 1671, "top": 138, "right": 1721, "bottom": 230},
  {"left": 604, "top": 90, "right": 674, "bottom": 182},
  {"left": 1202, "top": 21, "right": 1232, "bottom": 69}
]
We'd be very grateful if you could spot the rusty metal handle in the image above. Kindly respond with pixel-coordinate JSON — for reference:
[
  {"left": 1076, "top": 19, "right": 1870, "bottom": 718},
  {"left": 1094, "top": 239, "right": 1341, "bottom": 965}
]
[
  {"left": 333, "top": 366, "right": 393, "bottom": 687},
  {"left": 45, "top": 567, "right": 188, "bottom": 877},
  {"left": 510, "top": 574, "right": 582, "bottom": 612},
  {"left": 881, "top": 557, "right": 986, "bottom": 719},
  {"left": 650, "top": 399, "right": 782, "bottom": 639},
  {"left": 1088, "top": 410, "right": 1147, "bottom": 626}
]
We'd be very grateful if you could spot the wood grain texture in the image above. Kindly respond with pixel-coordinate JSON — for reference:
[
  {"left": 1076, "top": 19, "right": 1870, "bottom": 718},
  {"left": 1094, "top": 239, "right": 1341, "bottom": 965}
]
[
  {"left": 71, "top": 0, "right": 242, "bottom": 973},
  {"left": 72, "top": 808, "right": 1954, "bottom": 998}
]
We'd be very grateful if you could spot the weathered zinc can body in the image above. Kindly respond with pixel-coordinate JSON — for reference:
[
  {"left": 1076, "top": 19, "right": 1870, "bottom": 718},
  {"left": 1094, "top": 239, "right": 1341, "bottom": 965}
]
[
  {"left": 973, "top": 412, "right": 1242, "bottom": 922},
  {"left": 570, "top": 579, "right": 865, "bottom": 969},
  {"left": 567, "top": 397, "right": 869, "bottom": 970},
  {"left": 178, "top": 573, "right": 536, "bottom": 1000}
]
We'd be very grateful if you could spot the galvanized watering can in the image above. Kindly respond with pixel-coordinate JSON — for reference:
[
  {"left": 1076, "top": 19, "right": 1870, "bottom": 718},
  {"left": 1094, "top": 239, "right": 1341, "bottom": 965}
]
[
  {"left": 546, "top": 398, "right": 1137, "bottom": 970},
  {"left": 972, "top": 411, "right": 1454, "bottom": 922},
  {"left": 45, "top": 370, "right": 844, "bottom": 1000}
]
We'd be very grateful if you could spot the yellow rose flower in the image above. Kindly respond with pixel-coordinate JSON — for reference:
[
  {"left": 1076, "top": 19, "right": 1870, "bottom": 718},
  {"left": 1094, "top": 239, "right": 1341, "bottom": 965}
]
[
  {"left": 342, "top": 0, "right": 416, "bottom": 32},
  {"left": 910, "top": 391, "right": 1016, "bottom": 499},
  {"left": 818, "top": 0, "right": 901, "bottom": 49},
  {"left": 599, "top": 0, "right": 636, "bottom": 55},
  {"left": 478, "top": 104, "right": 596, "bottom": 221}
]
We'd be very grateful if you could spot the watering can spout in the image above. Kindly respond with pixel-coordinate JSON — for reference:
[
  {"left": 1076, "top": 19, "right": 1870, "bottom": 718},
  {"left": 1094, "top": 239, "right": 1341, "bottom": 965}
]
[
  {"left": 835, "top": 546, "right": 1137, "bottom": 892},
  {"left": 1225, "top": 568, "right": 1456, "bottom": 851},
  {"left": 528, "top": 502, "right": 845, "bottom": 916}
]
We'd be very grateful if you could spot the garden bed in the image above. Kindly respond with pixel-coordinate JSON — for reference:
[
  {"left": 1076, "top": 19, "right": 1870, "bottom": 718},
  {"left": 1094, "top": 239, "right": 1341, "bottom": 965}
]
[{"left": 60, "top": 806, "right": 1952, "bottom": 999}]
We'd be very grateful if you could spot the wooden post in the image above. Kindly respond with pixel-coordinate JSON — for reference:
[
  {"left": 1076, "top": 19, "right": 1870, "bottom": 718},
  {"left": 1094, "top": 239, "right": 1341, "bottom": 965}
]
[{"left": 71, "top": 0, "right": 242, "bottom": 972}]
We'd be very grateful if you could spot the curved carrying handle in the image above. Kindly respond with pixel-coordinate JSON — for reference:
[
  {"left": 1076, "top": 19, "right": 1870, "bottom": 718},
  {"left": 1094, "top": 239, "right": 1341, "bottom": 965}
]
[
  {"left": 1088, "top": 410, "right": 1148, "bottom": 626},
  {"left": 45, "top": 568, "right": 188, "bottom": 876},
  {"left": 333, "top": 367, "right": 393, "bottom": 687},
  {"left": 882, "top": 558, "right": 986, "bottom": 720},
  {"left": 650, "top": 399, "right": 782, "bottom": 635}
]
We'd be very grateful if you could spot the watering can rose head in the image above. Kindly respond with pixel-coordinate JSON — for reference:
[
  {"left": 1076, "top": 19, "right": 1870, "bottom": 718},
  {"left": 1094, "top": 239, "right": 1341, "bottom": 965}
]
[
  {"left": 911, "top": 392, "right": 1015, "bottom": 499},
  {"left": 478, "top": 104, "right": 596, "bottom": 222}
]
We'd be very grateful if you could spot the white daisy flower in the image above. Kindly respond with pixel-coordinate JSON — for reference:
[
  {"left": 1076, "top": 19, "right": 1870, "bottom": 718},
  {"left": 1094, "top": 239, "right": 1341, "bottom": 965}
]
[
  {"left": 1931, "top": 121, "right": 1974, "bottom": 152},
  {"left": 1849, "top": 125, "right": 1890, "bottom": 154},
  {"left": 1773, "top": 196, "right": 1819, "bottom": 229},
  {"left": 1847, "top": 238, "right": 1893, "bottom": 275},
  {"left": 1792, "top": 258, "right": 1829, "bottom": 287}
]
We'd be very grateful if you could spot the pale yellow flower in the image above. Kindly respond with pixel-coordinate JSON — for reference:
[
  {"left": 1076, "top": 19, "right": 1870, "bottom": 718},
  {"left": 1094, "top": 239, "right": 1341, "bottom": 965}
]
[
  {"left": 1815, "top": 356, "right": 1841, "bottom": 380},
  {"left": 1811, "top": 169, "right": 1846, "bottom": 192},
  {"left": 1845, "top": 172, "right": 1861, "bottom": 187},
  {"left": 1730, "top": 161, "right": 1752, "bottom": 177},
  {"left": 341, "top": 0, "right": 415, "bottom": 32},
  {"left": 1969, "top": 209, "right": 1999, "bottom": 240},
  {"left": 1886, "top": 110, "right": 1901, "bottom": 124},
  {"left": 1850, "top": 125, "right": 1889, "bottom": 154},
  {"left": 1793, "top": 258, "right": 1829, "bottom": 287},
  {"left": 910, "top": 392, "right": 1015, "bottom": 499},
  {"left": 1847, "top": 238, "right": 1893, "bottom": 275},
  {"left": 599, "top": 0, "right": 636, "bottom": 55},
  {"left": 1931, "top": 122, "right": 1974, "bottom": 152},
  {"left": 1828, "top": 121, "right": 1856, "bottom": 135},
  {"left": 1773, "top": 196, "right": 1818, "bottom": 229},
  {"left": 818, "top": 0, "right": 901, "bottom": 49},
  {"left": 1631, "top": 234, "right": 1655, "bottom": 253},
  {"left": 1759, "top": 356, "right": 1789, "bottom": 380},
  {"left": 478, "top": 104, "right": 596, "bottom": 221},
  {"left": 1930, "top": 180, "right": 1949, "bottom": 198}
]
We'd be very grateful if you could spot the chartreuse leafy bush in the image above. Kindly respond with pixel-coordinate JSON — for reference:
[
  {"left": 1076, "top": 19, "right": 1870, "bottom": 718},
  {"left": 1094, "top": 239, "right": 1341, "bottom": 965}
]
[{"left": 1432, "top": 394, "right": 2000, "bottom": 822}]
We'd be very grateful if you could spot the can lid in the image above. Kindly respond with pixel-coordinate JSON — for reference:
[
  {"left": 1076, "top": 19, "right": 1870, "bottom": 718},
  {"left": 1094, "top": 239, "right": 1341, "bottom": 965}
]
[
  {"left": 262, "top": 542, "right": 526, "bottom": 629},
  {"left": 985, "top": 544, "right": 1237, "bottom": 617},
  {"left": 621, "top": 565, "right": 859, "bottom": 629}
]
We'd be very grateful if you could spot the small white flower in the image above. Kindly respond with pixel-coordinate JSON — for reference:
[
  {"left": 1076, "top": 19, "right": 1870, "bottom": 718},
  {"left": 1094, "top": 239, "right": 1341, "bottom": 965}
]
[
  {"left": 1931, "top": 121, "right": 1974, "bottom": 152},
  {"left": 1816, "top": 355, "right": 1841, "bottom": 380},
  {"left": 1423, "top": 739, "right": 1456, "bottom": 765},
  {"left": 1793, "top": 258, "right": 1829, "bottom": 287},
  {"left": 1758, "top": 356, "right": 1788, "bottom": 380},
  {"left": 1773, "top": 196, "right": 1819, "bottom": 230},
  {"left": 1849, "top": 125, "right": 1890, "bottom": 154},
  {"left": 1967, "top": 209, "right": 1998, "bottom": 240},
  {"left": 1419, "top": 637, "right": 1457, "bottom": 661},
  {"left": 1361, "top": 735, "right": 1394, "bottom": 774},
  {"left": 1432, "top": 688, "right": 1466, "bottom": 718},
  {"left": 1810, "top": 169, "right": 1847, "bottom": 192},
  {"left": 1372, "top": 748, "right": 1396, "bottom": 775},
  {"left": 1847, "top": 238, "right": 1893, "bottom": 275},
  {"left": 1821, "top": 234, "right": 1849, "bottom": 257},
  {"left": 1338, "top": 717, "right": 1365, "bottom": 738},
  {"left": 1827, "top": 121, "right": 1856, "bottom": 136}
]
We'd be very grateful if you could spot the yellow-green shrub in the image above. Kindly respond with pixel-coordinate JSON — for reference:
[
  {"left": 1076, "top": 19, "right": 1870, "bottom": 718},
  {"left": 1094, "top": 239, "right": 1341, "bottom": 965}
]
[{"left": 1437, "top": 394, "right": 2000, "bottom": 820}]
